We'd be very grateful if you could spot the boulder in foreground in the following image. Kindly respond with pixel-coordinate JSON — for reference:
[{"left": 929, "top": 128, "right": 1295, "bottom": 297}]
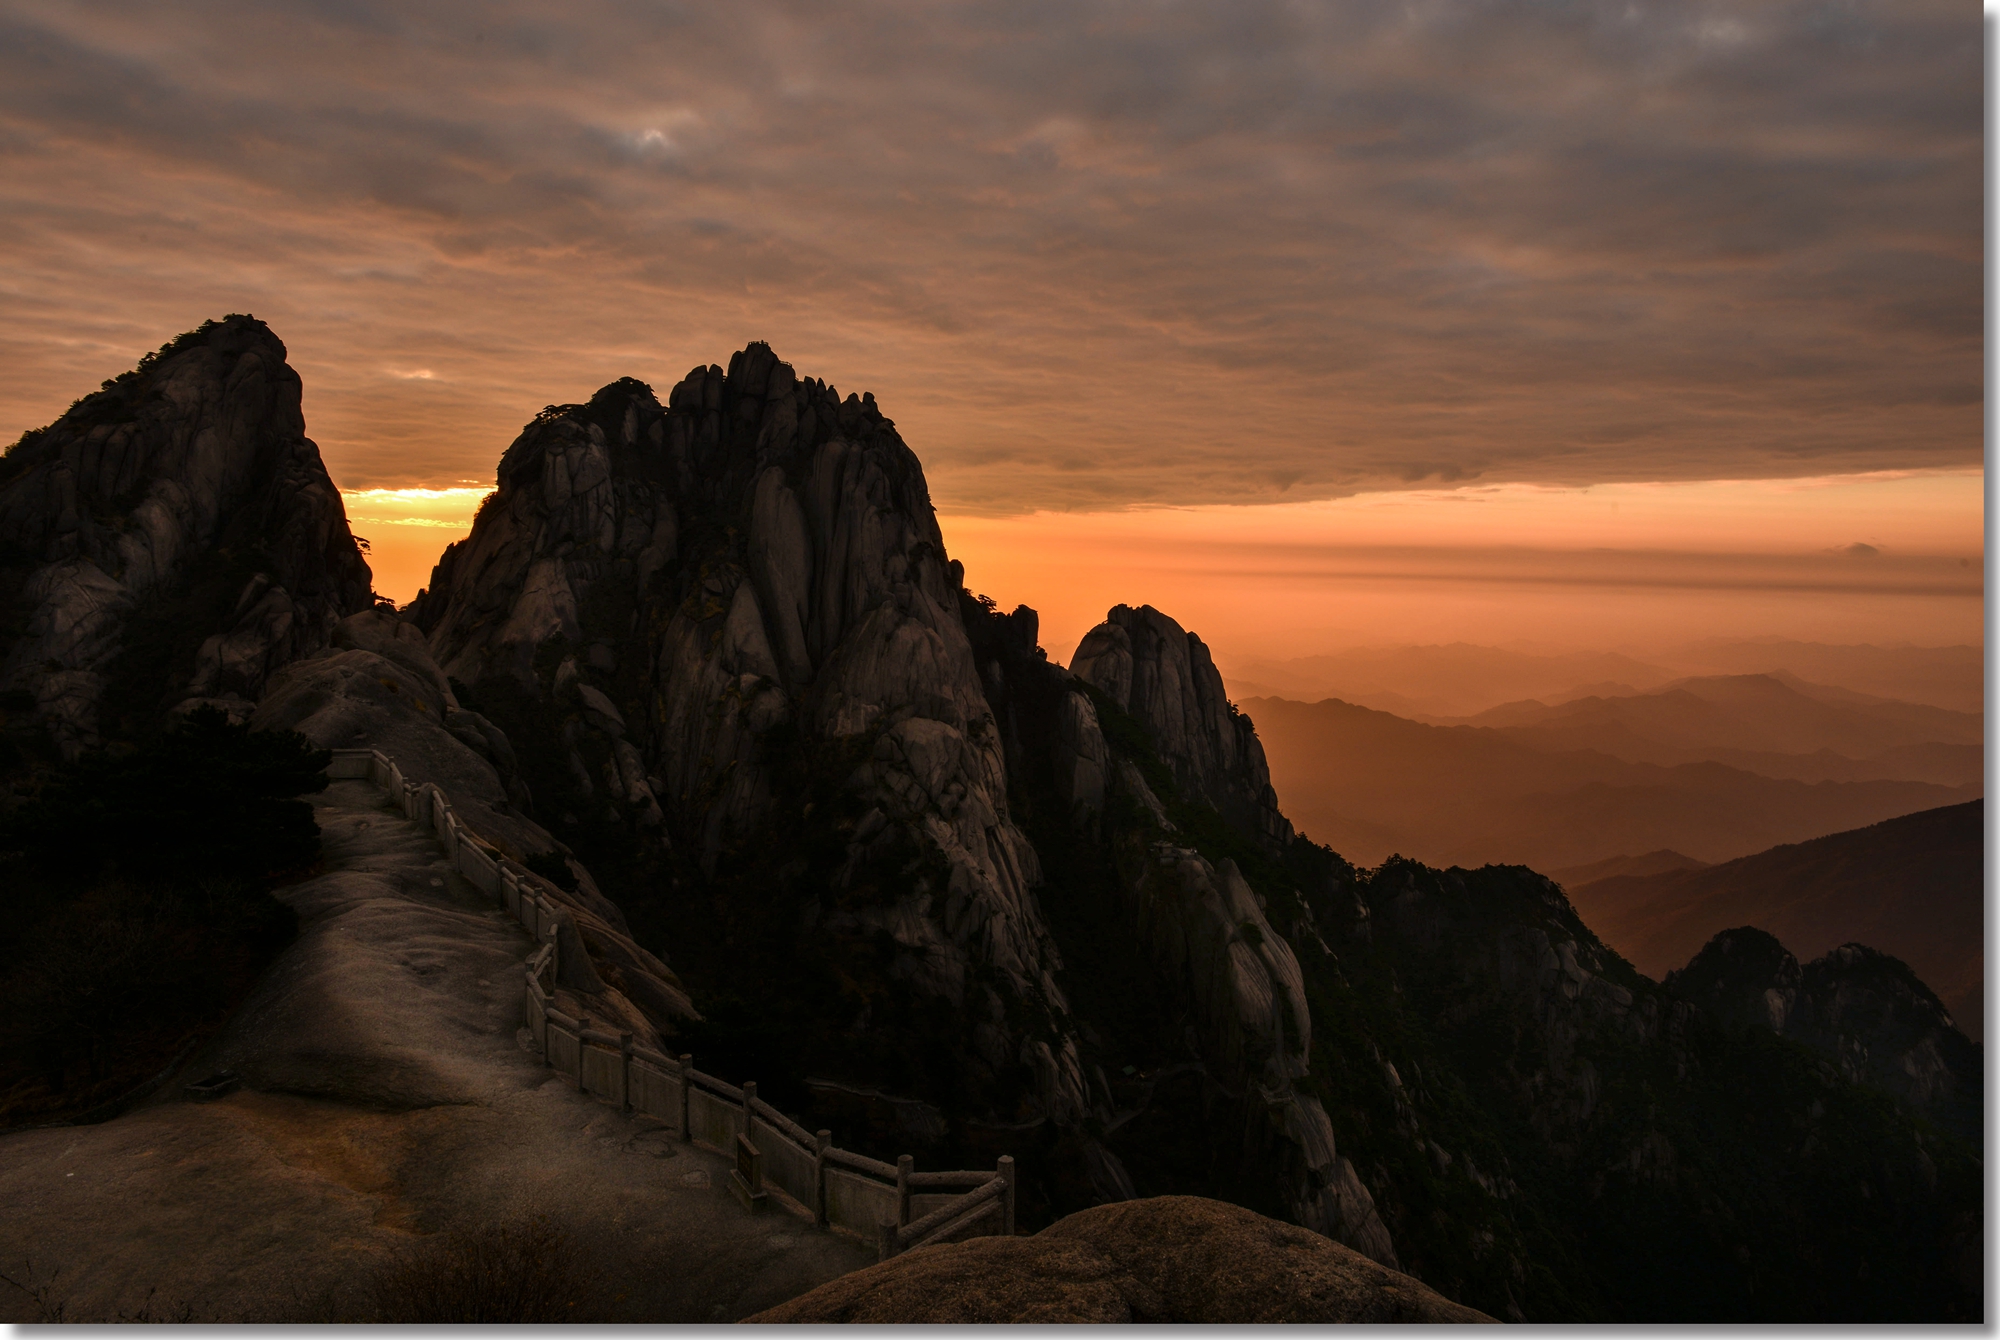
[{"left": 744, "top": 1196, "right": 1495, "bottom": 1324}]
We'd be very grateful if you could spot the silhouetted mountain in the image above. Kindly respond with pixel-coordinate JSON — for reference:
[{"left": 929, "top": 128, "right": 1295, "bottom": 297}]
[
  {"left": 1675, "top": 638, "right": 1983, "bottom": 714},
  {"left": 1221, "top": 644, "right": 1677, "bottom": 719},
  {"left": 1667, "top": 928, "right": 1980, "bottom": 1143},
  {"left": 1548, "top": 849, "right": 1709, "bottom": 887},
  {"left": 1567, "top": 802, "right": 1983, "bottom": 1039},
  {"left": 1242, "top": 694, "right": 1974, "bottom": 871}
]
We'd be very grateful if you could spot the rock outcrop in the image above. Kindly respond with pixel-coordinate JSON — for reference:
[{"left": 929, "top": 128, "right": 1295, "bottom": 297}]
[
  {"left": 1048, "top": 603, "right": 1389, "bottom": 1262},
  {"left": 408, "top": 349, "right": 1087, "bottom": 1125},
  {"left": 744, "top": 1195, "right": 1494, "bottom": 1324},
  {"left": 0, "top": 317, "right": 682, "bottom": 1062},
  {"left": 0, "top": 316, "right": 373, "bottom": 755},
  {"left": 1070, "top": 604, "right": 1292, "bottom": 850},
  {"left": 1667, "top": 928, "right": 1981, "bottom": 1143}
]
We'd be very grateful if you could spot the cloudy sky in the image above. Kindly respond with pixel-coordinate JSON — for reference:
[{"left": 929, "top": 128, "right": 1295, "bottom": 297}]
[{"left": 0, "top": 1, "right": 1981, "bottom": 656}]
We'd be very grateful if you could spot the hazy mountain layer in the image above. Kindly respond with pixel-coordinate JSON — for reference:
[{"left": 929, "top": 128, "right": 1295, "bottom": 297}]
[
  {"left": 1568, "top": 802, "right": 1983, "bottom": 1039},
  {"left": 1547, "top": 849, "right": 1708, "bottom": 887},
  {"left": 1458, "top": 672, "right": 1981, "bottom": 763},
  {"left": 1222, "top": 638, "right": 1983, "bottom": 719},
  {"left": 1243, "top": 694, "right": 1974, "bottom": 871},
  {"left": 1676, "top": 639, "right": 1983, "bottom": 714},
  {"left": 1222, "top": 643, "right": 1678, "bottom": 719}
]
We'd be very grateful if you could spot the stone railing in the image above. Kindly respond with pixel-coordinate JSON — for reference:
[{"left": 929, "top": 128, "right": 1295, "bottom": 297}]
[{"left": 325, "top": 748, "right": 1014, "bottom": 1259}]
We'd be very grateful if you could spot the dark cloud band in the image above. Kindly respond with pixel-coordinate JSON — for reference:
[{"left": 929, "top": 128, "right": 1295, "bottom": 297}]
[{"left": 0, "top": 0, "right": 1978, "bottom": 512}]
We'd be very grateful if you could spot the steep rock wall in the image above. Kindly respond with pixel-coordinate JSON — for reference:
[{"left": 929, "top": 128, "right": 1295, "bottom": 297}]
[
  {"left": 959, "top": 596, "right": 1394, "bottom": 1262},
  {"left": 0, "top": 316, "right": 372, "bottom": 754},
  {"left": 409, "top": 346, "right": 1087, "bottom": 1124}
]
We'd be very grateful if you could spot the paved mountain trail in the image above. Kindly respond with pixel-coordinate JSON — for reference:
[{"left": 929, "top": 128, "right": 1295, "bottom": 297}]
[{"left": 0, "top": 779, "right": 873, "bottom": 1322}]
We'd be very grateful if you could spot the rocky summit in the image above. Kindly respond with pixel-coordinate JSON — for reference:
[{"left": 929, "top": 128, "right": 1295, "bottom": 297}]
[
  {"left": 0, "top": 323, "right": 1983, "bottom": 1324},
  {"left": 0, "top": 316, "right": 372, "bottom": 758}
]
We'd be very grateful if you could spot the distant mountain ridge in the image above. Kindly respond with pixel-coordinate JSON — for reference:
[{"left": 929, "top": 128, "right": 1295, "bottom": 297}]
[
  {"left": 1455, "top": 672, "right": 1980, "bottom": 762},
  {"left": 1566, "top": 801, "right": 1984, "bottom": 1039},
  {"left": 1243, "top": 693, "right": 1976, "bottom": 871},
  {"left": 1223, "top": 638, "right": 1982, "bottom": 718},
  {"left": 1223, "top": 643, "right": 1677, "bottom": 719},
  {"left": 1678, "top": 638, "right": 1983, "bottom": 714}
]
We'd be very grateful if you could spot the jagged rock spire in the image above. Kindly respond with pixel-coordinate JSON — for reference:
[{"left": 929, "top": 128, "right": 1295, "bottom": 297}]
[{"left": 0, "top": 315, "right": 372, "bottom": 753}]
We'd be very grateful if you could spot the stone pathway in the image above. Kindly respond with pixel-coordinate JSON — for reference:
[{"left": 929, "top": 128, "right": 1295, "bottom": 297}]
[{"left": 0, "top": 780, "right": 873, "bottom": 1322}]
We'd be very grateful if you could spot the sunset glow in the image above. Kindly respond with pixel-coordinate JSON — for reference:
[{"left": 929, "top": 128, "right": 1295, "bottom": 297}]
[{"left": 348, "top": 467, "right": 1983, "bottom": 661}]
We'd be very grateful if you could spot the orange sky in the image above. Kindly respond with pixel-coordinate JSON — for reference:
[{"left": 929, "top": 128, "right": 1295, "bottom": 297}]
[{"left": 348, "top": 468, "right": 1984, "bottom": 664}]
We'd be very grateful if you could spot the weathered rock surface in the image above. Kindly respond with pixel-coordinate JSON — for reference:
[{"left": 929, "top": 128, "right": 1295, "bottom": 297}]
[
  {"left": 1071, "top": 604, "right": 1292, "bottom": 850},
  {"left": 408, "top": 349, "right": 1088, "bottom": 1124},
  {"left": 1300, "top": 853, "right": 1979, "bottom": 1321},
  {"left": 1040, "top": 603, "right": 1390, "bottom": 1262},
  {"left": 1667, "top": 928, "right": 1982, "bottom": 1143},
  {"left": 0, "top": 316, "right": 373, "bottom": 754},
  {"left": 745, "top": 1195, "right": 1493, "bottom": 1323},
  {"left": 1123, "top": 832, "right": 1393, "bottom": 1263}
]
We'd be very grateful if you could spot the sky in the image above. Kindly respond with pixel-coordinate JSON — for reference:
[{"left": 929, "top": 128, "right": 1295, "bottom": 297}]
[{"left": 0, "top": 1, "right": 1983, "bottom": 663}]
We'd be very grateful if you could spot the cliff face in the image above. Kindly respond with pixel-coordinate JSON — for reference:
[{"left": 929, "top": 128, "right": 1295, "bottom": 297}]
[
  {"left": 960, "top": 600, "right": 1400, "bottom": 1272},
  {"left": 0, "top": 316, "right": 372, "bottom": 756},
  {"left": 409, "top": 348, "right": 1088, "bottom": 1130},
  {"left": 1042, "top": 605, "right": 1388, "bottom": 1262}
]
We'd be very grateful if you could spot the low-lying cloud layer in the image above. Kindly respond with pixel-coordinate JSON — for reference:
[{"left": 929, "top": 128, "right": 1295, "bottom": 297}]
[{"left": 0, "top": 1, "right": 1979, "bottom": 513}]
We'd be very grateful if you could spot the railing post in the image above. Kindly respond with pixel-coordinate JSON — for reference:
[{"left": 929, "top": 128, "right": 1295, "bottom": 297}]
[
  {"left": 678, "top": 1054, "right": 692, "bottom": 1140},
  {"left": 998, "top": 1155, "right": 1016, "bottom": 1237},
  {"left": 731, "top": 1131, "right": 767, "bottom": 1213},
  {"left": 742, "top": 1080, "right": 757, "bottom": 1145},
  {"left": 572, "top": 1016, "right": 589, "bottom": 1090},
  {"left": 814, "top": 1129, "right": 832, "bottom": 1229},
  {"left": 896, "top": 1154, "right": 913, "bottom": 1229},
  {"left": 618, "top": 1031, "right": 633, "bottom": 1112},
  {"left": 877, "top": 1217, "right": 899, "bottom": 1263}
]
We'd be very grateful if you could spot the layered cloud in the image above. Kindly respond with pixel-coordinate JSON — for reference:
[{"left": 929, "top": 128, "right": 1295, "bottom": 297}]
[{"left": 0, "top": 0, "right": 1979, "bottom": 515}]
